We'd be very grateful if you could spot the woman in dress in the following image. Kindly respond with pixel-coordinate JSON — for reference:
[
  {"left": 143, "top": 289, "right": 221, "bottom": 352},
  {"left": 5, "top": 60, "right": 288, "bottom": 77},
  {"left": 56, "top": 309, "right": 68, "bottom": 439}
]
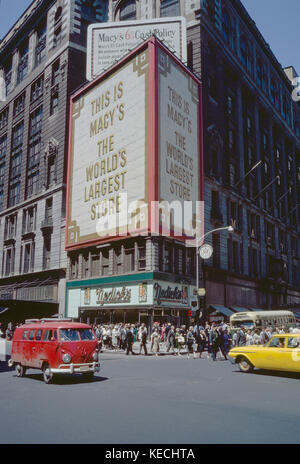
[
  {"left": 112, "top": 325, "right": 120, "bottom": 352},
  {"left": 176, "top": 328, "right": 184, "bottom": 356},
  {"left": 151, "top": 328, "right": 160, "bottom": 357}
]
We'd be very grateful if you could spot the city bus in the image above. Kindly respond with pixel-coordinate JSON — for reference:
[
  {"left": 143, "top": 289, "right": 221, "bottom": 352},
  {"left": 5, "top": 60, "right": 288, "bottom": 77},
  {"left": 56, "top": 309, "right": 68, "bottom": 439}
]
[{"left": 230, "top": 310, "right": 296, "bottom": 330}]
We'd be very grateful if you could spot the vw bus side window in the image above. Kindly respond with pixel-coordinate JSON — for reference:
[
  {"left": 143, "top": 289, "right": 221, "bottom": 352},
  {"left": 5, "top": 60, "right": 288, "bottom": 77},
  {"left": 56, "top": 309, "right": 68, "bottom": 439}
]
[
  {"left": 43, "top": 330, "right": 57, "bottom": 341},
  {"left": 22, "top": 330, "right": 29, "bottom": 340},
  {"left": 35, "top": 329, "right": 42, "bottom": 341},
  {"left": 28, "top": 330, "right": 36, "bottom": 341}
]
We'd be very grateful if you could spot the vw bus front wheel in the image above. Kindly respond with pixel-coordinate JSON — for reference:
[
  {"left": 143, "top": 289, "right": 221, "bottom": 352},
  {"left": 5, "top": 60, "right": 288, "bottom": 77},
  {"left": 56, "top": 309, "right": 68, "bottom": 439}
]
[{"left": 43, "top": 363, "right": 53, "bottom": 384}]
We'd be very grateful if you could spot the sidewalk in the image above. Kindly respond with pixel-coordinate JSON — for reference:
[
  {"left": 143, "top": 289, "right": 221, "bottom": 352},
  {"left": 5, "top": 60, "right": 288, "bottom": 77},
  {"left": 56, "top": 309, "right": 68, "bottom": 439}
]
[{"left": 101, "top": 341, "right": 191, "bottom": 356}]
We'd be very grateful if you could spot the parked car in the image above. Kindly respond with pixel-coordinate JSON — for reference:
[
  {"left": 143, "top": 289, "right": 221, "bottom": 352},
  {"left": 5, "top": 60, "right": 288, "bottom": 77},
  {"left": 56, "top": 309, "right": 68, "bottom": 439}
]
[
  {"left": 229, "top": 334, "right": 300, "bottom": 373},
  {"left": 8, "top": 319, "right": 100, "bottom": 383}
]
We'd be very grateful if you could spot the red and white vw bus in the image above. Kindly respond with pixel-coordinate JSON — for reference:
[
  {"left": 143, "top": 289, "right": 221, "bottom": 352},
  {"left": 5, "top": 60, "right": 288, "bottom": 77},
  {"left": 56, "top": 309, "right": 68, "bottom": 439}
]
[{"left": 8, "top": 319, "right": 100, "bottom": 383}]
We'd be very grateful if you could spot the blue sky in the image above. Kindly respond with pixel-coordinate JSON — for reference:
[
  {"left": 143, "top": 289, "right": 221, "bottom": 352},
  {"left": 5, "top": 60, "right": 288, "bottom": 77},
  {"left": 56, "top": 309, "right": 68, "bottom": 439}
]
[{"left": 0, "top": 0, "right": 299, "bottom": 74}]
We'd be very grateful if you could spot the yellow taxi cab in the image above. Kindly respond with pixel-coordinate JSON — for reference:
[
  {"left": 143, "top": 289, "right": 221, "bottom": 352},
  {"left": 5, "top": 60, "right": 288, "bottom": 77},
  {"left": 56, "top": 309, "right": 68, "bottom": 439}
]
[{"left": 229, "top": 334, "right": 300, "bottom": 373}]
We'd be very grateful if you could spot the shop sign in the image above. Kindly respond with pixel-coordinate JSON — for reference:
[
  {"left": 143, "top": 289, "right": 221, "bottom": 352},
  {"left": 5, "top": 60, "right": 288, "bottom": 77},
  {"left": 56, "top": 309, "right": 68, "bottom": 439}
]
[
  {"left": 153, "top": 282, "right": 188, "bottom": 306},
  {"left": 96, "top": 287, "right": 131, "bottom": 306}
]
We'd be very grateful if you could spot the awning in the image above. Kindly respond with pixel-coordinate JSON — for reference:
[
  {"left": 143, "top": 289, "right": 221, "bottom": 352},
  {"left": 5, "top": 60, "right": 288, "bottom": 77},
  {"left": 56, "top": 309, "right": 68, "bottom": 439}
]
[
  {"left": 231, "top": 307, "right": 253, "bottom": 313},
  {"left": 209, "top": 305, "right": 234, "bottom": 317}
]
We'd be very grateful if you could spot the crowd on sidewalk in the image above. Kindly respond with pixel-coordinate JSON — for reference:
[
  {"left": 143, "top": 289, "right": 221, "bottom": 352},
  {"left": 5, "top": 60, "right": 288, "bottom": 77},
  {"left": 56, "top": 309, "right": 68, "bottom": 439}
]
[
  {"left": 91, "top": 321, "right": 300, "bottom": 360},
  {"left": 2, "top": 320, "right": 300, "bottom": 361}
]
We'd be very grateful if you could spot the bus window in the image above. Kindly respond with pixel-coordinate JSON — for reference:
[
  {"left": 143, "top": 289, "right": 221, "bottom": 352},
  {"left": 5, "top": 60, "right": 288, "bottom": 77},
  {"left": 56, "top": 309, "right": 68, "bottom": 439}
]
[
  {"left": 35, "top": 329, "right": 42, "bottom": 341},
  {"left": 22, "top": 330, "right": 29, "bottom": 340},
  {"left": 28, "top": 330, "right": 35, "bottom": 340}
]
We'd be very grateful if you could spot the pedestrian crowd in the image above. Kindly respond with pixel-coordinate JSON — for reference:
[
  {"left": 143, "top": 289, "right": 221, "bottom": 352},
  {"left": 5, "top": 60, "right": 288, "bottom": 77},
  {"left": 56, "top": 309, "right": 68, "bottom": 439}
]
[
  {"left": 1, "top": 320, "right": 300, "bottom": 362},
  {"left": 91, "top": 321, "right": 300, "bottom": 360}
]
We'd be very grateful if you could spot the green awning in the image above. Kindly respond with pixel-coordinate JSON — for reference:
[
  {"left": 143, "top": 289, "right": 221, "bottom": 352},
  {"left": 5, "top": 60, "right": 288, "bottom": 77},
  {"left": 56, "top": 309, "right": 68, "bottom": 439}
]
[{"left": 210, "top": 305, "right": 234, "bottom": 317}]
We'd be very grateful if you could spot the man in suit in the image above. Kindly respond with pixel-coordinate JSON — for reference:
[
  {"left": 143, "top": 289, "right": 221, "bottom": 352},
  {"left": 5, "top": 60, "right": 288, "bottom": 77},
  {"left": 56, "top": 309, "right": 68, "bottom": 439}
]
[
  {"left": 139, "top": 324, "right": 148, "bottom": 356},
  {"left": 166, "top": 325, "right": 176, "bottom": 355},
  {"left": 125, "top": 324, "right": 134, "bottom": 355}
]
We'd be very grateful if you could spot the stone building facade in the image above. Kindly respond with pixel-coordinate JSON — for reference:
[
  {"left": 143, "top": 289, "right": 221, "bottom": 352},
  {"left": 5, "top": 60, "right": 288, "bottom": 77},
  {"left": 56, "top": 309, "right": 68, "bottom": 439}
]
[{"left": 0, "top": 0, "right": 108, "bottom": 321}]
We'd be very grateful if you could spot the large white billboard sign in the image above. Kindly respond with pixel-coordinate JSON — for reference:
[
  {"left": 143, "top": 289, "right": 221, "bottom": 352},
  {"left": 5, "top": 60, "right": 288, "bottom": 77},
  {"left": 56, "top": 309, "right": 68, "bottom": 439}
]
[
  {"left": 158, "top": 48, "right": 200, "bottom": 237},
  {"left": 87, "top": 17, "right": 186, "bottom": 81},
  {"left": 67, "top": 49, "right": 149, "bottom": 248}
]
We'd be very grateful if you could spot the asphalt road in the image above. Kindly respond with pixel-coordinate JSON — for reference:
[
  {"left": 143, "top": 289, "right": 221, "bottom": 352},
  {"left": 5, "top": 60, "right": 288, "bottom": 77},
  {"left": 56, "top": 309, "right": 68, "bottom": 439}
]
[{"left": 1, "top": 351, "right": 300, "bottom": 444}]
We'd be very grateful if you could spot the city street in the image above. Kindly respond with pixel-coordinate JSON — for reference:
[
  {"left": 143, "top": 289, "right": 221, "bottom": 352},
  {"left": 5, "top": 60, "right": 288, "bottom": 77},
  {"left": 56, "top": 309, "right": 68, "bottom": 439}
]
[{"left": 1, "top": 350, "right": 300, "bottom": 444}]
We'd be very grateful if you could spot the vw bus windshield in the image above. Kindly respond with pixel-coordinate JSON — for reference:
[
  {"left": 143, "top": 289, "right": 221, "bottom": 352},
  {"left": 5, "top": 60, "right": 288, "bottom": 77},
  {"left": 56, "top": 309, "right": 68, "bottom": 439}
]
[
  {"left": 59, "top": 328, "right": 95, "bottom": 341},
  {"left": 79, "top": 329, "right": 95, "bottom": 340},
  {"left": 59, "top": 329, "right": 80, "bottom": 341}
]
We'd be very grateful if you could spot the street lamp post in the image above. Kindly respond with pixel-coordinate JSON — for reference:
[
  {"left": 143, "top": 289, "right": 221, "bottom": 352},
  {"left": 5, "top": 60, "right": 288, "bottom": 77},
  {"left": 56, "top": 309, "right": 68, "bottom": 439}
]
[{"left": 195, "top": 225, "right": 234, "bottom": 324}]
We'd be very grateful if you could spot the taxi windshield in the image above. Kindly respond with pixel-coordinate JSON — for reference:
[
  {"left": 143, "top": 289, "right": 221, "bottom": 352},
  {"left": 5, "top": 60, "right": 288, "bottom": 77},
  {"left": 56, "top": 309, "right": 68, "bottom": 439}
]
[{"left": 59, "top": 328, "right": 95, "bottom": 341}]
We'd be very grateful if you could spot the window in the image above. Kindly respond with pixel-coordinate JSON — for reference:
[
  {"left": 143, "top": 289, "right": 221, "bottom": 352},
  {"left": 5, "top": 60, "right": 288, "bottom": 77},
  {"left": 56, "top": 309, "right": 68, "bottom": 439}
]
[
  {"left": 82, "top": 252, "right": 89, "bottom": 278},
  {"left": 60, "top": 329, "right": 80, "bottom": 342},
  {"left": 70, "top": 254, "right": 78, "bottom": 279},
  {"left": 31, "top": 76, "right": 44, "bottom": 102},
  {"left": 0, "top": 107, "right": 9, "bottom": 130},
  {"left": 47, "top": 155, "right": 56, "bottom": 186},
  {"left": 186, "top": 248, "right": 195, "bottom": 276},
  {"left": 50, "top": 61, "right": 59, "bottom": 115},
  {"left": 9, "top": 122, "right": 24, "bottom": 207},
  {"left": 35, "top": 21, "right": 46, "bottom": 66},
  {"left": 91, "top": 252, "right": 100, "bottom": 276},
  {"left": 4, "top": 58, "right": 12, "bottom": 95},
  {"left": 13, "top": 93, "right": 26, "bottom": 117},
  {"left": 17, "top": 42, "right": 29, "bottom": 84},
  {"left": 240, "top": 37, "right": 249, "bottom": 69},
  {"left": 36, "top": 330, "right": 42, "bottom": 341},
  {"left": 222, "top": 9, "right": 233, "bottom": 49},
  {"left": 0, "top": 135, "right": 7, "bottom": 211},
  {"left": 23, "top": 242, "right": 35, "bottom": 273},
  {"left": 27, "top": 107, "right": 42, "bottom": 198},
  {"left": 114, "top": 247, "right": 122, "bottom": 274},
  {"left": 102, "top": 248, "right": 109, "bottom": 276},
  {"left": 43, "top": 330, "right": 57, "bottom": 341},
  {"left": 160, "top": 0, "right": 180, "bottom": 17},
  {"left": 124, "top": 242, "right": 135, "bottom": 272},
  {"left": 43, "top": 236, "right": 51, "bottom": 270},
  {"left": 256, "top": 57, "right": 266, "bottom": 91},
  {"left": 270, "top": 78, "right": 280, "bottom": 109},
  {"left": 119, "top": 0, "right": 136, "bottom": 20},
  {"left": 22, "top": 207, "right": 36, "bottom": 234},
  {"left": 165, "top": 242, "right": 173, "bottom": 273},
  {"left": 228, "top": 201, "right": 243, "bottom": 233},
  {"left": 265, "top": 221, "right": 275, "bottom": 248},
  {"left": 45, "top": 198, "right": 53, "bottom": 221},
  {"left": 22, "top": 330, "right": 29, "bottom": 340},
  {"left": 138, "top": 244, "right": 146, "bottom": 271},
  {"left": 5, "top": 214, "right": 17, "bottom": 240},
  {"left": 212, "top": 233, "right": 220, "bottom": 268},
  {"left": 4, "top": 248, "right": 14, "bottom": 276}
]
